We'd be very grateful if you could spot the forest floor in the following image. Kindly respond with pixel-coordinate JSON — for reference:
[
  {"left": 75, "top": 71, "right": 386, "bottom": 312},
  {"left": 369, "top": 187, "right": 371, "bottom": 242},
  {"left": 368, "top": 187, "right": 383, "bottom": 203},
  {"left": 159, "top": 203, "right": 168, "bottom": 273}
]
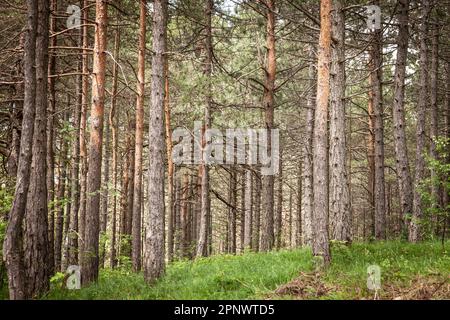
[{"left": 7, "top": 241, "right": 450, "bottom": 300}]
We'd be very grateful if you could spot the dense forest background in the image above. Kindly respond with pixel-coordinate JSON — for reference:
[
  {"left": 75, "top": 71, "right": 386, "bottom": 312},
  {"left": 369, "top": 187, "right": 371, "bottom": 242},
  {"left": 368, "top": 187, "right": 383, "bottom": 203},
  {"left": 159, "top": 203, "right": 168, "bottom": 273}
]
[{"left": 0, "top": 0, "right": 449, "bottom": 300}]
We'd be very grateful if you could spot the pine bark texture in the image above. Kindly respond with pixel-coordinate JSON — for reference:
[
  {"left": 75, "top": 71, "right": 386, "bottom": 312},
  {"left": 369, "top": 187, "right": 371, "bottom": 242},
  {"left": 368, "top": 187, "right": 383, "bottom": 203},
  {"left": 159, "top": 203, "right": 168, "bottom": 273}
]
[
  {"left": 329, "top": 0, "right": 351, "bottom": 242},
  {"left": 144, "top": 0, "right": 167, "bottom": 283},
  {"left": 81, "top": 0, "right": 108, "bottom": 285},
  {"left": 392, "top": 0, "right": 413, "bottom": 233},
  {"left": 4, "top": 0, "right": 38, "bottom": 300},
  {"left": 260, "top": 0, "right": 276, "bottom": 252},
  {"left": 312, "top": 0, "right": 332, "bottom": 266},
  {"left": 410, "top": 0, "right": 430, "bottom": 242},
  {"left": 132, "top": 0, "right": 147, "bottom": 272}
]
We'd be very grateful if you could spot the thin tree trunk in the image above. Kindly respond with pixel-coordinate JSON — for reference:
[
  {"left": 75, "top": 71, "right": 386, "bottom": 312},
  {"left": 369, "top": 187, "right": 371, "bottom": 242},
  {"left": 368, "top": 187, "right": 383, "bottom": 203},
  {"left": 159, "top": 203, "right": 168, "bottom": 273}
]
[
  {"left": 180, "top": 173, "right": 190, "bottom": 258},
  {"left": 329, "top": 0, "right": 351, "bottom": 242},
  {"left": 392, "top": 0, "right": 413, "bottom": 235},
  {"left": 100, "top": 103, "right": 111, "bottom": 267},
  {"left": 288, "top": 189, "right": 293, "bottom": 247},
  {"left": 260, "top": 0, "right": 276, "bottom": 252},
  {"left": 46, "top": 0, "right": 57, "bottom": 277},
  {"left": 275, "top": 153, "right": 283, "bottom": 249},
  {"left": 196, "top": 0, "right": 213, "bottom": 258},
  {"left": 369, "top": 2, "right": 386, "bottom": 240},
  {"left": 295, "top": 166, "right": 302, "bottom": 246},
  {"left": 55, "top": 110, "right": 69, "bottom": 272},
  {"left": 144, "top": 0, "right": 168, "bottom": 283},
  {"left": 312, "top": 0, "right": 332, "bottom": 266},
  {"left": 410, "top": 0, "right": 430, "bottom": 242},
  {"left": 253, "top": 171, "right": 261, "bottom": 251},
  {"left": 240, "top": 170, "right": 245, "bottom": 252},
  {"left": 126, "top": 119, "right": 135, "bottom": 239},
  {"left": 109, "top": 28, "right": 120, "bottom": 269},
  {"left": 67, "top": 18, "right": 83, "bottom": 266},
  {"left": 132, "top": 0, "right": 147, "bottom": 272},
  {"left": 302, "top": 45, "right": 315, "bottom": 247},
  {"left": 227, "top": 169, "right": 237, "bottom": 254},
  {"left": 78, "top": 0, "right": 90, "bottom": 264},
  {"left": 164, "top": 58, "right": 175, "bottom": 262},
  {"left": 81, "top": 0, "right": 108, "bottom": 285},
  {"left": 429, "top": 18, "right": 439, "bottom": 232},
  {"left": 110, "top": 98, "right": 118, "bottom": 269},
  {"left": 367, "top": 92, "right": 375, "bottom": 238},
  {"left": 243, "top": 169, "right": 253, "bottom": 250}
]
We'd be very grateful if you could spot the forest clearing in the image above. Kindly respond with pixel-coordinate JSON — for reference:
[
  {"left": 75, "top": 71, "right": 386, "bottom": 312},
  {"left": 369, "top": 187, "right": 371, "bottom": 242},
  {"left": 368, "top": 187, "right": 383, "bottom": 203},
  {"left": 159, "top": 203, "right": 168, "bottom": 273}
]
[{"left": 0, "top": 0, "right": 449, "bottom": 306}]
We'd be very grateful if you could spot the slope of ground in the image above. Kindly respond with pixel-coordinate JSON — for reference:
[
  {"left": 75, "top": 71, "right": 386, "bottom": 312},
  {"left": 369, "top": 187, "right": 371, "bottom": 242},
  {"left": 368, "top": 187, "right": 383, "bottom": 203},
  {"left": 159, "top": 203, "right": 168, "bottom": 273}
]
[{"left": 35, "top": 241, "right": 450, "bottom": 300}]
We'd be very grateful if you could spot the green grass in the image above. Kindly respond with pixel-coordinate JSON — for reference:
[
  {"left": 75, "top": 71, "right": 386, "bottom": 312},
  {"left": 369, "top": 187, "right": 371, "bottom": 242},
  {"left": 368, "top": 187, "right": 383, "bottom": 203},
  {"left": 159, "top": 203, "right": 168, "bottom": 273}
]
[
  {"left": 30, "top": 241, "right": 450, "bottom": 300},
  {"left": 44, "top": 247, "right": 314, "bottom": 300}
]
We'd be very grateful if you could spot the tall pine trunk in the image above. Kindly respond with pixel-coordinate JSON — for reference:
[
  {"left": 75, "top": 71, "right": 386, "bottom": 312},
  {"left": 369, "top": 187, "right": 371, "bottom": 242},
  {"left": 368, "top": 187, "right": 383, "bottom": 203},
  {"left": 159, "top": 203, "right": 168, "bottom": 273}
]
[
  {"left": 132, "top": 0, "right": 147, "bottom": 272},
  {"left": 144, "top": 0, "right": 168, "bottom": 283},
  {"left": 302, "top": 45, "right": 315, "bottom": 247},
  {"left": 392, "top": 0, "right": 413, "bottom": 235},
  {"left": 369, "top": 2, "right": 386, "bottom": 240},
  {"left": 24, "top": 0, "right": 51, "bottom": 298},
  {"left": 46, "top": 0, "right": 57, "bottom": 277},
  {"left": 329, "top": 0, "right": 351, "bottom": 242},
  {"left": 410, "top": 0, "right": 430, "bottom": 242},
  {"left": 312, "top": 0, "right": 332, "bottom": 266},
  {"left": 78, "top": 0, "right": 90, "bottom": 264},
  {"left": 196, "top": 0, "right": 213, "bottom": 258},
  {"left": 4, "top": 0, "right": 38, "bottom": 300},
  {"left": 260, "top": 0, "right": 276, "bottom": 252},
  {"left": 81, "top": 0, "right": 108, "bottom": 285}
]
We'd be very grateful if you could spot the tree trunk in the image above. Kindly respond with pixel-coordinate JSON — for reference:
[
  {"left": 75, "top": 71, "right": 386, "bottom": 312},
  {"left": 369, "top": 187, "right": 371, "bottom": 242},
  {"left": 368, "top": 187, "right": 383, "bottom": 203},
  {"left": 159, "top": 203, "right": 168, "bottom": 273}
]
[
  {"left": 253, "top": 171, "right": 261, "bottom": 251},
  {"left": 243, "top": 169, "right": 253, "bottom": 250},
  {"left": 260, "top": 0, "right": 276, "bottom": 252},
  {"left": 312, "top": 0, "right": 331, "bottom": 266},
  {"left": 329, "top": 0, "right": 351, "bottom": 242},
  {"left": 24, "top": 0, "right": 51, "bottom": 298},
  {"left": 67, "top": 16, "right": 84, "bottom": 266},
  {"left": 55, "top": 111, "right": 69, "bottom": 272},
  {"left": 275, "top": 153, "right": 283, "bottom": 249},
  {"left": 132, "top": 0, "right": 147, "bottom": 272},
  {"left": 302, "top": 45, "right": 315, "bottom": 247},
  {"left": 288, "top": 189, "right": 293, "bottom": 247},
  {"left": 110, "top": 100, "right": 118, "bottom": 269},
  {"left": 240, "top": 170, "right": 245, "bottom": 253},
  {"left": 180, "top": 173, "right": 190, "bottom": 258},
  {"left": 126, "top": 120, "right": 135, "bottom": 239},
  {"left": 227, "top": 169, "right": 237, "bottom": 254},
  {"left": 100, "top": 103, "right": 111, "bottom": 267},
  {"left": 4, "top": 0, "right": 38, "bottom": 300},
  {"left": 392, "top": 0, "right": 413, "bottom": 235},
  {"left": 46, "top": 0, "right": 57, "bottom": 277},
  {"left": 144, "top": 0, "right": 168, "bottom": 283},
  {"left": 410, "top": 0, "right": 430, "bottom": 242},
  {"left": 196, "top": 0, "right": 213, "bottom": 258},
  {"left": 108, "top": 26, "right": 120, "bottom": 269},
  {"left": 295, "top": 166, "right": 302, "bottom": 246},
  {"left": 81, "top": 0, "right": 108, "bottom": 285},
  {"left": 369, "top": 1, "right": 386, "bottom": 240},
  {"left": 429, "top": 17, "right": 439, "bottom": 232},
  {"left": 78, "top": 0, "right": 90, "bottom": 264}
]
